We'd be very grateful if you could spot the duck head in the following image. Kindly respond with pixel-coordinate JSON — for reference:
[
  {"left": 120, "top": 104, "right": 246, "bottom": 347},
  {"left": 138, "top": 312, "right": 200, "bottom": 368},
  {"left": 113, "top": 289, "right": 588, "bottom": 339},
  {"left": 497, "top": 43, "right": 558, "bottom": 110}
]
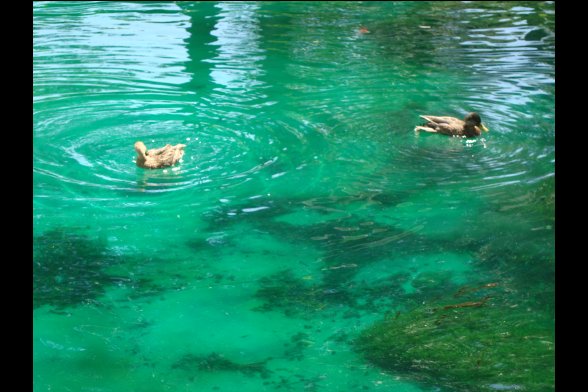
[
  {"left": 134, "top": 141, "right": 148, "bottom": 159},
  {"left": 464, "top": 112, "right": 489, "bottom": 133}
]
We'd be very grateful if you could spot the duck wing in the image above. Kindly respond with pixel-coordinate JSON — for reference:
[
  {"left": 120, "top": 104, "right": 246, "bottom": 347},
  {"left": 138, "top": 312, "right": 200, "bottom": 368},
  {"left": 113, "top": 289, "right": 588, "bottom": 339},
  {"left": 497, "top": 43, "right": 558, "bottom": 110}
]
[
  {"left": 419, "top": 115, "right": 460, "bottom": 125},
  {"left": 147, "top": 144, "right": 172, "bottom": 156},
  {"left": 433, "top": 122, "right": 463, "bottom": 136}
]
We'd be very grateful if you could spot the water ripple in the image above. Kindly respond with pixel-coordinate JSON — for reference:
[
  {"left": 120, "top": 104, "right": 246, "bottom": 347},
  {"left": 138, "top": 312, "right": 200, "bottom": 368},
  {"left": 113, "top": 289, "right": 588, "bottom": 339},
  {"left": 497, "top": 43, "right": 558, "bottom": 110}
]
[{"left": 34, "top": 1, "right": 554, "bottom": 217}]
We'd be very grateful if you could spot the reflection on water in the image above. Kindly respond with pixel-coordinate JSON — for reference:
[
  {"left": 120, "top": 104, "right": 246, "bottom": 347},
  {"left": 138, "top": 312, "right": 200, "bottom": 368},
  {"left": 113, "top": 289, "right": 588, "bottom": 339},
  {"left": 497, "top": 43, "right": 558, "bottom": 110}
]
[
  {"left": 34, "top": 2, "right": 554, "bottom": 392},
  {"left": 208, "top": 2, "right": 266, "bottom": 94}
]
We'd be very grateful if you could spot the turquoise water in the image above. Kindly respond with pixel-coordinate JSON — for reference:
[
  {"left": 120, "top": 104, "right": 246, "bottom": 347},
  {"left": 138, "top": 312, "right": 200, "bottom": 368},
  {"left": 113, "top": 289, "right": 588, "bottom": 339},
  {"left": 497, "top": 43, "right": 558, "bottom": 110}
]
[{"left": 33, "top": 2, "right": 555, "bottom": 391}]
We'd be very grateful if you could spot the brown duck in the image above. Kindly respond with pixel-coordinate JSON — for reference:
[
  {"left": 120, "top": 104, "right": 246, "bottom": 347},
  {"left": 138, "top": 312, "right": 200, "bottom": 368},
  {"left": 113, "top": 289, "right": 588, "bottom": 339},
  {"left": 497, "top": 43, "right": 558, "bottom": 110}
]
[
  {"left": 134, "top": 141, "right": 186, "bottom": 169},
  {"left": 414, "top": 112, "right": 489, "bottom": 137}
]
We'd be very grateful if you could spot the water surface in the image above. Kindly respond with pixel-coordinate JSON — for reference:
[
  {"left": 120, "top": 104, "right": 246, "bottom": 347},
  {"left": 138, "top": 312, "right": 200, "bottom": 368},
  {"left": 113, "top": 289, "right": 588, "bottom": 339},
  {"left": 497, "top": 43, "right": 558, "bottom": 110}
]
[{"left": 33, "top": 2, "right": 555, "bottom": 391}]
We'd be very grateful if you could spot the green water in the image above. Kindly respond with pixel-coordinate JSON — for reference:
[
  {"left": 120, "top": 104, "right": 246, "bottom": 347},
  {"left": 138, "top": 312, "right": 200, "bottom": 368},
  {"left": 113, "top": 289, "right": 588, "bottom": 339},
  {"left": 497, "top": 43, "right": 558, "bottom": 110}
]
[{"left": 33, "top": 2, "right": 555, "bottom": 391}]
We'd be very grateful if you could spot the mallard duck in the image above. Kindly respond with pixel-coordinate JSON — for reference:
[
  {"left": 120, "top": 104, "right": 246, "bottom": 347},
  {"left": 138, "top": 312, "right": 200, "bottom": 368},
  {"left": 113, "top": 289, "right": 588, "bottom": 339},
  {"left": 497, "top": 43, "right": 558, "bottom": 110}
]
[
  {"left": 134, "top": 141, "right": 186, "bottom": 169},
  {"left": 414, "top": 112, "right": 489, "bottom": 137}
]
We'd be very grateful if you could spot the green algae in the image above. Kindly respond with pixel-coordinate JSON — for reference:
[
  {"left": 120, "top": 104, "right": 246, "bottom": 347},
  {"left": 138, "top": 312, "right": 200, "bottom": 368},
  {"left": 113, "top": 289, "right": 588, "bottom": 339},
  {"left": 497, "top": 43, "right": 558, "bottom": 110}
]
[
  {"left": 197, "top": 195, "right": 429, "bottom": 282},
  {"left": 172, "top": 352, "right": 272, "bottom": 378},
  {"left": 355, "top": 285, "right": 554, "bottom": 392},
  {"left": 253, "top": 270, "right": 336, "bottom": 318},
  {"left": 33, "top": 229, "right": 122, "bottom": 309}
]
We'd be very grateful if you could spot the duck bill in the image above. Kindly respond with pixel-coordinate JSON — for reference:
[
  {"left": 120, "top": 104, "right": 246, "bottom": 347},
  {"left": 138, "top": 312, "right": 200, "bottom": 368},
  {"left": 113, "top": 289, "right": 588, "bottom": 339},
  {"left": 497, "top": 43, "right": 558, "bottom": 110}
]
[{"left": 480, "top": 123, "right": 489, "bottom": 132}]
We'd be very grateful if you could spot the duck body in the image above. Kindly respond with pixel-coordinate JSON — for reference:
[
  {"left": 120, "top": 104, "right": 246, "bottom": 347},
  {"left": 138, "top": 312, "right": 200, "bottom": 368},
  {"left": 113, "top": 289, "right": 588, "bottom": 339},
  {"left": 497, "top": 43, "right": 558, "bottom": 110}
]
[
  {"left": 134, "top": 141, "right": 186, "bottom": 169},
  {"left": 414, "top": 112, "right": 488, "bottom": 137}
]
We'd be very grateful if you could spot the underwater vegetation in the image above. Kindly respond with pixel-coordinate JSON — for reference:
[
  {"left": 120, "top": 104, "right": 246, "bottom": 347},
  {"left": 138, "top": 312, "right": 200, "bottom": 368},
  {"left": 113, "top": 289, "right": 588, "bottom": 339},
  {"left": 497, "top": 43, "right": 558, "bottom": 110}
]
[
  {"left": 171, "top": 345, "right": 333, "bottom": 390},
  {"left": 33, "top": 229, "right": 122, "bottom": 309},
  {"left": 253, "top": 269, "right": 345, "bottom": 318},
  {"left": 198, "top": 196, "right": 488, "bottom": 319},
  {"left": 355, "top": 283, "right": 554, "bottom": 392},
  {"left": 172, "top": 352, "right": 272, "bottom": 378},
  {"left": 200, "top": 194, "right": 429, "bottom": 273},
  {"left": 188, "top": 186, "right": 554, "bottom": 391},
  {"left": 469, "top": 180, "right": 555, "bottom": 318},
  {"left": 529, "top": 176, "right": 555, "bottom": 223},
  {"left": 33, "top": 228, "right": 201, "bottom": 309},
  {"left": 254, "top": 265, "right": 470, "bottom": 321},
  {"left": 282, "top": 331, "right": 315, "bottom": 362}
]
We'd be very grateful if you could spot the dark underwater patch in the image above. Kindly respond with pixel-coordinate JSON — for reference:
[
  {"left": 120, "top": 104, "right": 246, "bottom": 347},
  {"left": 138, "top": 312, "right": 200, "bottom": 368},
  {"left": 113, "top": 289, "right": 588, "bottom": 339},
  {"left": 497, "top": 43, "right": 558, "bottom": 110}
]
[
  {"left": 172, "top": 352, "right": 272, "bottom": 378},
  {"left": 253, "top": 269, "right": 342, "bottom": 318},
  {"left": 33, "top": 229, "right": 122, "bottom": 309}
]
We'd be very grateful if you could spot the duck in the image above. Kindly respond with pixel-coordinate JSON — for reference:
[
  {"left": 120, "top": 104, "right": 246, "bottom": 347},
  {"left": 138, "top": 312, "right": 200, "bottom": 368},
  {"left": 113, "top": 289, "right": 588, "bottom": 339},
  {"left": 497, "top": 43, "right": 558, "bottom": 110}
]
[
  {"left": 414, "top": 112, "right": 489, "bottom": 137},
  {"left": 134, "top": 141, "right": 186, "bottom": 169}
]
